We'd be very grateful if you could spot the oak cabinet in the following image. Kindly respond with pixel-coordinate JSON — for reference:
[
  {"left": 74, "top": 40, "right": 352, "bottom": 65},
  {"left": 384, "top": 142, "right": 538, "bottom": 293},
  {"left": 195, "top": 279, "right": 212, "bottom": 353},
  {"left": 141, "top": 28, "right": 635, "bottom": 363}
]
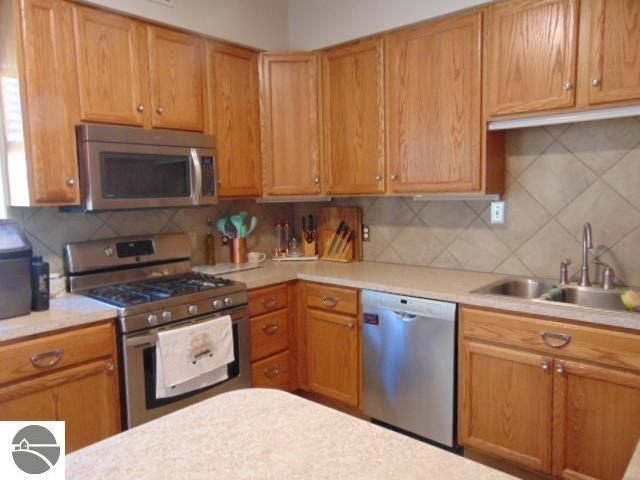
[
  {"left": 581, "top": 0, "right": 640, "bottom": 106},
  {"left": 322, "top": 37, "right": 385, "bottom": 195},
  {"left": 147, "top": 25, "right": 205, "bottom": 131},
  {"left": 72, "top": 5, "right": 147, "bottom": 126},
  {"left": 10, "top": 0, "right": 80, "bottom": 205},
  {"left": 259, "top": 53, "right": 322, "bottom": 196},
  {"left": 206, "top": 41, "right": 262, "bottom": 198},
  {"left": 460, "top": 306, "right": 640, "bottom": 479},
  {"left": 0, "top": 322, "right": 121, "bottom": 453},
  {"left": 248, "top": 283, "right": 297, "bottom": 391},
  {"left": 486, "top": 0, "right": 579, "bottom": 116},
  {"left": 386, "top": 11, "right": 484, "bottom": 194},
  {"left": 304, "top": 283, "right": 360, "bottom": 407}
]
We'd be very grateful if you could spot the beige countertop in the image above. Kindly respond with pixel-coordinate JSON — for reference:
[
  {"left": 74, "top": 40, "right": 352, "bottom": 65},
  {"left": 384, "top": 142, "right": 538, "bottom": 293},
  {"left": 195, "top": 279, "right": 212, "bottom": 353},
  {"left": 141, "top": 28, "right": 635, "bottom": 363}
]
[
  {"left": 65, "top": 388, "right": 515, "bottom": 480},
  {"left": 209, "top": 260, "right": 640, "bottom": 332},
  {"left": 1, "top": 260, "right": 638, "bottom": 344},
  {"left": 0, "top": 294, "right": 117, "bottom": 344}
]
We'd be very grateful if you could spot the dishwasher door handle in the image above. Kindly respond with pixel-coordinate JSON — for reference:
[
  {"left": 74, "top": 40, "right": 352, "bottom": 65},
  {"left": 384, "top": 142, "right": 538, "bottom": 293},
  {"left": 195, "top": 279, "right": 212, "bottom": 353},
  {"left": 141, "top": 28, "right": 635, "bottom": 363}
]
[{"left": 392, "top": 311, "right": 417, "bottom": 321}]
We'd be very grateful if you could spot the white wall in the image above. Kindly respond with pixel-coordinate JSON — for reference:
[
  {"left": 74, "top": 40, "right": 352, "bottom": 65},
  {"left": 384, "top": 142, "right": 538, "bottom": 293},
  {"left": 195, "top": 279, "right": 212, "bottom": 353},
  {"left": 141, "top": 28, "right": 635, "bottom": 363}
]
[
  {"left": 287, "top": 0, "right": 489, "bottom": 50},
  {"left": 86, "top": 0, "right": 289, "bottom": 50}
]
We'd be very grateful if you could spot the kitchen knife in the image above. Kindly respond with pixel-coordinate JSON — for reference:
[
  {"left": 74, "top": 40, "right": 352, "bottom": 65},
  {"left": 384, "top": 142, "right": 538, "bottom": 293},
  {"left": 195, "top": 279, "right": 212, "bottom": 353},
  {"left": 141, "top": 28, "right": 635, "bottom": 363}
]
[
  {"left": 326, "top": 220, "right": 346, "bottom": 256},
  {"left": 337, "top": 230, "right": 355, "bottom": 258},
  {"left": 332, "top": 227, "right": 350, "bottom": 258}
]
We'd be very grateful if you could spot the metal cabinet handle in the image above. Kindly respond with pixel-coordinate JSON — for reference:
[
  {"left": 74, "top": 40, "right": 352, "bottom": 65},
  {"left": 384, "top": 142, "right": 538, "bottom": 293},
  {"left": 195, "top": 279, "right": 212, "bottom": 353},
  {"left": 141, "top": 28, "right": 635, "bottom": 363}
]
[
  {"left": 563, "top": 80, "right": 574, "bottom": 90},
  {"left": 591, "top": 77, "right": 601, "bottom": 87},
  {"left": 313, "top": 176, "right": 320, "bottom": 184},
  {"left": 31, "top": 348, "right": 64, "bottom": 368},
  {"left": 390, "top": 174, "right": 398, "bottom": 180},
  {"left": 539, "top": 331, "right": 571, "bottom": 349},
  {"left": 264, "top": 365, "right": 280, "bottom": 379},
  {"left": 321, "top": 295, "right": 339, "bottom": 308},
  {"left": 155, "top": 105, "right": 164, "bottom": 115},
  {"left": 136, "top": 103, "right": 144, "bottom": 112},
  {"left": 375, "top": 175, "right": 382, "bottom": 181},
  {"left": 347, "top": 320, "right": 355, "bottom": 329},
  {"left": 541, "top": 361, "right": 550, "bottom": 372},
  {"left": 106, "top": 362, "right": 115, "bottom": 373},
  {"left": 66, "top": 177, "right": 75, "bottom": 186},
  {"left": 556, "top": 363, "right": 565, "bottom": 375},
  {"left": 261, "top": 296, "right": 278, "bottom": 309},
  {"left": 261, "top": 323, "right": 280, "bottom": 335}
]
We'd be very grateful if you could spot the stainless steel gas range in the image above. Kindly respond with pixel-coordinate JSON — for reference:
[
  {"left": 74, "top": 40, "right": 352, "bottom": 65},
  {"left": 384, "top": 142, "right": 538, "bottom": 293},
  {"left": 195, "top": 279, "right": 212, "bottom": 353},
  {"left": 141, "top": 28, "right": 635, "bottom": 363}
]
[{"left": 64, "top": 233, "right": 251, "bottom": 428}]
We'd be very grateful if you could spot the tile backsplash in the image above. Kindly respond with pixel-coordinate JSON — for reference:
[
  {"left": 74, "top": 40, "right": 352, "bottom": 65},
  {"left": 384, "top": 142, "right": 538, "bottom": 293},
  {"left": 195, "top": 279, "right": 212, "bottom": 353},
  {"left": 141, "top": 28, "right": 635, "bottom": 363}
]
[
  {"left": 7, "top": 201, "right": 293, "bottom": 275},
  {"left": 296, "top": 117, "right": 640, "bottom": 287},
  {"left": 7, "top": 117, "right": 640, "bottom": 287}
]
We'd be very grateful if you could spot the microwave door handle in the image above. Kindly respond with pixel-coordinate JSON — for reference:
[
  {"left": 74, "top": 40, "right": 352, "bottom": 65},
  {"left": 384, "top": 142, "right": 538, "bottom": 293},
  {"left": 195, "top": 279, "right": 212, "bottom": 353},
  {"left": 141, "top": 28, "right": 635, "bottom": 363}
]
[{"left": 190, "top": 148, "right": 203, "bottom": 205}]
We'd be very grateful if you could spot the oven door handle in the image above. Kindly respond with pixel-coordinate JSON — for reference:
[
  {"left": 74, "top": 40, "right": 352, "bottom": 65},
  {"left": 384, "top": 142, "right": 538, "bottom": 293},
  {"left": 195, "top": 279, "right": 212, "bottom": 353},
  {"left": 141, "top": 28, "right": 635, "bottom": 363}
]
[{"left": 190, "top": 147, "right": 203, "bottom": 206}]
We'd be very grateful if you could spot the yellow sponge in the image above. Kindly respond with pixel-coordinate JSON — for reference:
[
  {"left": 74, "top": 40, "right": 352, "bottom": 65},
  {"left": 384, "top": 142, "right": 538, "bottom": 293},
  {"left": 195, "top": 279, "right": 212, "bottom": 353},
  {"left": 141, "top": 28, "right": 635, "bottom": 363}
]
[{"left": 621, "top": 290, "right": 640, "bottom": 312}]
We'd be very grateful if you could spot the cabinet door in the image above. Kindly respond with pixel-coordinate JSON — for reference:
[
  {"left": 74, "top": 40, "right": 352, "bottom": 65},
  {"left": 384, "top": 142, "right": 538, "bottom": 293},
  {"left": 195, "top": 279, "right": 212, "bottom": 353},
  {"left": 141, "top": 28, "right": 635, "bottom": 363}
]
[
  {"left": 0, "top": 359, "right": 121, "bottom": 453},
  {"left": 322, "top": 37, "right": 384, "bottom": 194},
  {"left": 459, "top": 341, "right": 554, "bottom": 474},
  {"left": 19, "top": 0, "right": 80, "bottom": 204},
  {"left": 552, "top": 360, "right": 640, "bottom": 480},
  {"left": 306, "top": 309, "right": 358, "bottom": 406},
  {"left": 583, "top": 0, "right": 640, "bottom": 105},
  {"left": 386, "top": 12, "right": 482, "bottom": 194},
  {"left": 206, "top": 42, "right": 261, "bottom": 197},
  {"left": 487, "top": 0, "right": 578, "bottom": 116},
  {"left": 73, "top": 5, "right": 146, "bottom": 126},
  {"left": 147, "top": 26, "right": 204, "bottom": 131},
  {"left": 259, "top": 53, "right": 322, "bottom": 196}
]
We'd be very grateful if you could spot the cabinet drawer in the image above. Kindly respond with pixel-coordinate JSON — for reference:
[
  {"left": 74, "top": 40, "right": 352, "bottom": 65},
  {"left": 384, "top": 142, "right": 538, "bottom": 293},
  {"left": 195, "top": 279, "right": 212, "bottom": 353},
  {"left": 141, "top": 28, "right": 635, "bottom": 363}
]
[
  {"left": 250, "top": 309, "right": 289, "bottom": 361},
  {"left": 252, "top": 350, "right": 290, "bottom": 390},
  {"left": 0, "top": 322, "right": 116, "bottom": 385},
  {"left": 306, "top": 283, "right": 358, "bottom": 316},
  {"left": 461, "top": 306, "right": 640, "bottom": 372},
  {"left": 248, "top": 284, "right": 288, "bottom": 317}
]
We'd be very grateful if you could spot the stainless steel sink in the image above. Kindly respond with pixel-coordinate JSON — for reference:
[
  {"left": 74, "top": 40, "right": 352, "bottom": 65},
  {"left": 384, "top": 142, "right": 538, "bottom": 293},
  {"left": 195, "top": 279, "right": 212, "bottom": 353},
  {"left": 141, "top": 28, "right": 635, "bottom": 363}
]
[
  {"left": 541, "top": 286, "right": 630, "bottom": 312},
  {"left": 472, "top": 278, "right": 555, "bottom": 299}
]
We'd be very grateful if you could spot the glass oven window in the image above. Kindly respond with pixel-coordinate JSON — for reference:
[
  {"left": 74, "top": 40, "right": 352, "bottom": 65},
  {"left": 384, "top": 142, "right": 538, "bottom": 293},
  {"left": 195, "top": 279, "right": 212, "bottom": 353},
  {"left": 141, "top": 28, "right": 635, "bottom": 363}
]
[
  {"left": 142, "top": 322, "right": 240, "bottom": 409},
  {"left": 100, "top": 152, "right": 191, "bottom": 199}
]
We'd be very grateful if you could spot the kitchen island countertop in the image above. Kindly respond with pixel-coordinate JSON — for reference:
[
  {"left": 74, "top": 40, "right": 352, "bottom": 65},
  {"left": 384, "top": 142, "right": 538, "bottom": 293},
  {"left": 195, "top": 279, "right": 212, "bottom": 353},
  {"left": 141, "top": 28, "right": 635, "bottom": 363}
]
[{"left": 65, "top": 388, "right": 515, "bottom": 479}]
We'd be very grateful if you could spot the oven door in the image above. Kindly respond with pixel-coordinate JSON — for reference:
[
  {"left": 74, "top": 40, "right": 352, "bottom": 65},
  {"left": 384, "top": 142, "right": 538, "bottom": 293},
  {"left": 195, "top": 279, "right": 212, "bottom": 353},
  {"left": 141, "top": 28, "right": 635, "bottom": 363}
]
[
  {"left": 120, "top": 306, "right": 250, "bottom": 428},
  {"left": 81, "top": 142, "right": 216, "bottom": 210}
]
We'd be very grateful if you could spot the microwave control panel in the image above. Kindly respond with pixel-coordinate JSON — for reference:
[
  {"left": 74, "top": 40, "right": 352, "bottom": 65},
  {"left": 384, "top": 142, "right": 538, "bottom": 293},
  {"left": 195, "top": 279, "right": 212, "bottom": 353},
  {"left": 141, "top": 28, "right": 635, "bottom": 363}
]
[{"left": 201, "top": 156, "right": 215, "bottom": 196}]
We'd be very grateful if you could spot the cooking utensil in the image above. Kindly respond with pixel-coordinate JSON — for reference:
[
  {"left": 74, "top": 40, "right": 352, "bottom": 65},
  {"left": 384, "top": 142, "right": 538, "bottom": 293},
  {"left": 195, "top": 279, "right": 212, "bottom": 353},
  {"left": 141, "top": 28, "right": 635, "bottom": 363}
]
[
  {"left": 326, "top": 221, "right": 346, "bottom": 256},
  {"left": 336, "top": 230, "right": 355, "bottom": 258},
  {"left": 229, "top": 214, "right": 245, "bottom": 237},
  {"left": 333, "top": 227, "right": 350, "bottom": 257},
  {"left": 245, "top": 216, "right": 258, "bottom": 237}
]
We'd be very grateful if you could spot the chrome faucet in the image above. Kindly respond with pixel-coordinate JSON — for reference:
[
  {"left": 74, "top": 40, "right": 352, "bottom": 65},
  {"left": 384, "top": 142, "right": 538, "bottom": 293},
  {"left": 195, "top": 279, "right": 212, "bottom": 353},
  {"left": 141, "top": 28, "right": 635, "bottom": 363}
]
[
  {"left": 559, "top": 259, "right": 571, "bottom": 285},
  {"left": 579, "top": 223, "right": 592, "bottom": 287}
]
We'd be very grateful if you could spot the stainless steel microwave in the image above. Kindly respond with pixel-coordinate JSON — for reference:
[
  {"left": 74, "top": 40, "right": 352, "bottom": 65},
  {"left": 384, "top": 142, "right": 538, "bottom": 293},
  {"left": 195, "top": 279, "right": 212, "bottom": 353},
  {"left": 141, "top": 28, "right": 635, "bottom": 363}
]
[{"left": 75, "top": 124, "right": 218, "bottom": 211}]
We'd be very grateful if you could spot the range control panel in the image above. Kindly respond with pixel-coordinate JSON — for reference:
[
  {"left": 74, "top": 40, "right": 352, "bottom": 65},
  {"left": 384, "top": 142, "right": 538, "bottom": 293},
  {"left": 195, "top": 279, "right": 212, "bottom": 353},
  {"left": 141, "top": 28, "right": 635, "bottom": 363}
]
[{"left": 116, "top": 240, "right": 155, "bottom": 258}]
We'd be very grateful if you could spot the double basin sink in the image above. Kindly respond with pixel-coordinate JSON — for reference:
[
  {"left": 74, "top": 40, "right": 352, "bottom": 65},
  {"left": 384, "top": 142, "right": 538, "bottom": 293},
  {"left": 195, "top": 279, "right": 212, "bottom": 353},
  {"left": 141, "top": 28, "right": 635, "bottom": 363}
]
[{"left": 472, "top": 278, "right": 635, "bottom": 314}]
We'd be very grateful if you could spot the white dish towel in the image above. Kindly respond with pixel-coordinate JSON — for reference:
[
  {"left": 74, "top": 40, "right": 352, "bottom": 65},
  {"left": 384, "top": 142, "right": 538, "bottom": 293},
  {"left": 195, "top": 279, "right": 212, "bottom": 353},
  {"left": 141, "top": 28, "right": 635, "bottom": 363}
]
[{"left": 155, "top": 315, "right": 234, "bottom": 399}]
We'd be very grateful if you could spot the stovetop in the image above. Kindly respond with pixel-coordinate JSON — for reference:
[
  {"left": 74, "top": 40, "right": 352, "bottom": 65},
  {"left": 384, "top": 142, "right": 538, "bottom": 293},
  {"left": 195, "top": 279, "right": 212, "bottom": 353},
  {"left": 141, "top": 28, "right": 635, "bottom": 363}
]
[{"left": 87, "top": 272, "right": 235, "bottom": 308}]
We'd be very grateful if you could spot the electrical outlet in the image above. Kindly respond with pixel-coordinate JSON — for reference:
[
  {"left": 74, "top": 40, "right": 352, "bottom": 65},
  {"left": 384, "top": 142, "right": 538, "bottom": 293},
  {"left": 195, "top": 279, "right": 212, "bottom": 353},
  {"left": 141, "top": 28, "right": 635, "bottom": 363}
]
[
  {"left": 490, "top": 201, "right": 505, "bottom": 224},
  {"left": 362, "top": 225, "right": 370, "bottom": 241}
]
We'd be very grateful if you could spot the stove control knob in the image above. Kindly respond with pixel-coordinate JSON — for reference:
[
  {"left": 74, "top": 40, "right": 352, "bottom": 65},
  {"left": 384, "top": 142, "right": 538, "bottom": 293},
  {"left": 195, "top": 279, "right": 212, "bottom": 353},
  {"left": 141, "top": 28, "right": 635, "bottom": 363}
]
[
  {"left": 188, "top": 305, "right": 198, "bottom": 315},
  {"left": 147, "top": 314, "right": 158, "bottom": 326},
  {"left": 161, "top": 311, "right": 172, "bottom": 322},
  {"left": 104, "top": 246, "right": 114, "bottom": 257},
  {"left": 212, "top": 299, "right": 223, "bottom": 310},
  {"left": 224, "top": 297, "right": 233, "bottom": 307}
]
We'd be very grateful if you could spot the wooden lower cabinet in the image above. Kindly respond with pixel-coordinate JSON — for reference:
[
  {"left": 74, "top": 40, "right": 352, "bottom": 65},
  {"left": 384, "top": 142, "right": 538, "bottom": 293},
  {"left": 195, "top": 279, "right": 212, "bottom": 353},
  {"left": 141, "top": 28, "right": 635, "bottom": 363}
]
[
  {"left": 460, "top": 306, "right": 640, "bottom": 480},
  {"left": 0, "top": 322, "right": 121, "bottom": 453}
]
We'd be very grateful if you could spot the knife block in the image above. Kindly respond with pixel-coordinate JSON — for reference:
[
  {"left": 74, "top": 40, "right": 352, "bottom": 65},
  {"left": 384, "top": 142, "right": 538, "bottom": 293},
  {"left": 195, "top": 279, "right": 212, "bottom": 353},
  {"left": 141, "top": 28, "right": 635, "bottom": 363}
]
[{"left": 320, "top": 230, "right": 354, "bottom": 263}]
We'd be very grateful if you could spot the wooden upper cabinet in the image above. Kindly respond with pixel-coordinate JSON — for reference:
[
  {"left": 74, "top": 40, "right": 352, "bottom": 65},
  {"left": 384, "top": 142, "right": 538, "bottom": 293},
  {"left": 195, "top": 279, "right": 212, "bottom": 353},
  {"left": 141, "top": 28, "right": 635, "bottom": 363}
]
[
  {"left": 386, "top": 12, "right": 482, "bottom": 194},
  {"left": 552, "top": 360, "right": 640, "bottom": 480},
  {"left": 147, "top": 25, "right": 205, "bottom": 131},
  {"left": 460, "top": 341, "right": 554, "bottom": 474},
  {"left": 259, "top": 53, "right": 322, "bottom": 196},
  {"left": 322, "top": 37, "right": 384, "bottom": 195},
  {"left": 582, "top": 0, "right": 640, "bottom": 106},
  {"left": 18, "top": 0, "right": 80, "bottom": 204},
  {"left": 206, "top": 41, "right": 261, "bottom": 197},
  {"left": 72, "top": 5, "right": 146, "bottom": 126},
  {"left": 486, "top": 0, "right": 579, "bottom": 116}
]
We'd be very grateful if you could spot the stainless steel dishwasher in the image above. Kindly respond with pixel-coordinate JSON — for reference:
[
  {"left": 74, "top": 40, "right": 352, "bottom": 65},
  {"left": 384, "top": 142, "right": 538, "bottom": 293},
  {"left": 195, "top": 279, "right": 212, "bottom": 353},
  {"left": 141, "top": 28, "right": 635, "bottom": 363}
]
[{"left": 362, "top": 290, "right": 457, "bottom": 447}]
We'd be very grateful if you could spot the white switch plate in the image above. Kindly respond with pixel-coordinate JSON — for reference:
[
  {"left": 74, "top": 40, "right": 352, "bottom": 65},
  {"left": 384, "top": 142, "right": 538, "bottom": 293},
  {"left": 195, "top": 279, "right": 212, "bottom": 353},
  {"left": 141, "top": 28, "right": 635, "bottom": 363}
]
[{"left": 490, "top": 201, "right": 505, "bottom": 224}]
